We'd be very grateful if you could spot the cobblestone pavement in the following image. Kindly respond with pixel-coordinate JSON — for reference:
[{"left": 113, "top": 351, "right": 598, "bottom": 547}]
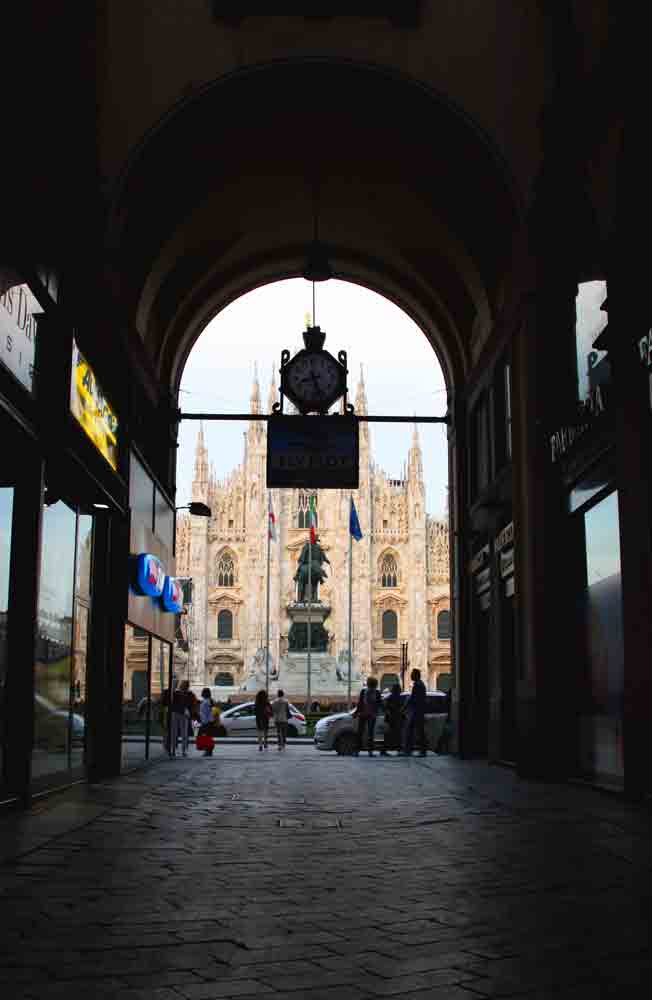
[{"left": 2, "top": 747, "right": 652, "bottom": 999}]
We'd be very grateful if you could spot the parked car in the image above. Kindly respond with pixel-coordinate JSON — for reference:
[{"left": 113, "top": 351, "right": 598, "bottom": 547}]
[
  {"left": 34, "top": 693, "right": 85, "bottom": 747},
  {"left": 219, "top": 700, "right": 307, "bottom": 738},
  {"left": 314, "top": 690, "right": 448, "bottom": 755}
]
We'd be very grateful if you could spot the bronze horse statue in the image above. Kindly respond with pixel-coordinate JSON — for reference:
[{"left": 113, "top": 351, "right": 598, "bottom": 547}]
[{"left": 294, "top": 538, "right": 330, "bottom": 602}]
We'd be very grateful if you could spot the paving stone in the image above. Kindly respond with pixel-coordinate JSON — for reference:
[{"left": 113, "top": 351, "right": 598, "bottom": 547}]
[{"left": 1, "top": 749, "right": 651, "bottom": 1000}]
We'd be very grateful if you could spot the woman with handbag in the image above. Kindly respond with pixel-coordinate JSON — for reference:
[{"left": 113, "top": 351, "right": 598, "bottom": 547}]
[{"left": 254, "top": 689, "right": 272, "bottom": 752}]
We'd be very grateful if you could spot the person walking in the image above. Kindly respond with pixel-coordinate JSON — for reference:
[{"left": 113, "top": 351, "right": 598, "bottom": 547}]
[
  {"left": 170, "top": 679, "right": 194, "bottom": 757},
  {"left": 272, "top": 689, "right": 291, "bottom": 751},
  {"left": 400, "top": 668, "right": 427, "bottom": 757},
  {"left": 254, "top": 689, "right": 272, "bottom": 751},
  {"left": 353, "top": 676, "right": 382, "bottom": 756},
  {"left": 380, "top": 681, "right": 403, "bottom": 756}
]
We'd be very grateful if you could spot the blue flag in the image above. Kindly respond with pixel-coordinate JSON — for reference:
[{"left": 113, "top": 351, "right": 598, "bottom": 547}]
[{"left": 350, "top": 497, "right": 363, "bottom": 541}]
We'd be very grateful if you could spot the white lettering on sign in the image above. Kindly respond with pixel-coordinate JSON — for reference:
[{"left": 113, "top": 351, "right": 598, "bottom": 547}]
[
  {"left": 550, "top": 384, "right": 605, "bottom": 462},
  {"left": 638, "top": 330, "right": 652, "bottom": 369},
  {"left": 469, "top": 544, "right": 490, "bottom": 575},
  {"left": 495, "top": 521, "right": 514, "bottom": 552},
  {"left": 0, "top": 282, "right": 42, "bottom": 391}
]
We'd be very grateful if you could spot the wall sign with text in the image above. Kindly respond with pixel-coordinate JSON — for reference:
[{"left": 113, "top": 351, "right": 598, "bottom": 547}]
[
  {"left": 70, "top": 340, "right": 119, "bottom": 471},
  {"left": 0, "top": 278, "right": 42, "bottom": 392}
]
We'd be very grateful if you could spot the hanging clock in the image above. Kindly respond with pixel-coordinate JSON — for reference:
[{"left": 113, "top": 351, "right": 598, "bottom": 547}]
[{"left": 280, "top": 325, "right": 347, "bottom": 414}]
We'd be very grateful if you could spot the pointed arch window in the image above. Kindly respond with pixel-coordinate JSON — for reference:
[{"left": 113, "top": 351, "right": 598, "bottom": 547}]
[
  {"left": 382, "top": 610, "right": 398, "bottom": 641},
  {"left": 296, "top": 491, "right": 318, "bottom": 529},
  {"left": 217, "top": 553, "right": 236, "bottom": 587},
  {"left": 217, "top": 609, "right": 233, "bottom": 640},
  {"left": 437, "top": 609, "right": 451, "bottom": 640},
  {"left": 380, "top": 553, "right": 398, "bottom": 588}
]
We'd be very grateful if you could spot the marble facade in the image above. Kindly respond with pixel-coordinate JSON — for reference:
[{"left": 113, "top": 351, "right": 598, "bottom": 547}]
[{"left": 174, "top": 370, "right": 451, "bottom": 696}]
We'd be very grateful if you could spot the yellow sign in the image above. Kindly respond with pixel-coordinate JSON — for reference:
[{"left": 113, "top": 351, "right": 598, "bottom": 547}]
[{"left": 70, "top": 341, "right": 118, "bottom": 471}]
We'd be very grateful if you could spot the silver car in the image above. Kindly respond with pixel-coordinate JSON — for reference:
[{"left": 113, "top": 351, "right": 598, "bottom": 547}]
[
  {"left": 219, "top": 701, "right": 307, "bottom": 738},
  {"left": 314, "top": 691, "right": 448, "bottom": 755}
]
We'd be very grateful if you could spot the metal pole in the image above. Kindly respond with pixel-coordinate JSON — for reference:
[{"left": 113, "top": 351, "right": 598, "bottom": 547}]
[
  {"left": 265, "top": 492, "right": 271, "bottom": 695},
  {"left": 179, "top": 412, "right": 449, "bottom": 424},
  {"left": 347, "top": 495, "right": 353, "bottom": 711},
  {"left": 307, "top": 534, "right": 312, "bottom": 713}
]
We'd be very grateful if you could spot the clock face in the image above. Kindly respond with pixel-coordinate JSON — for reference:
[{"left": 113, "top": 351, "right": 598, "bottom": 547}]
[{"left": 283, "top": 350, "right": 344, "bottom": 411}]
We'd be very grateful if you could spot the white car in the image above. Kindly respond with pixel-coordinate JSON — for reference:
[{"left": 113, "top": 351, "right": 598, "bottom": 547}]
[
  {"left": 219, "top": 700, "right": 307, "bottom": 738},
  {"left": 314, "top": 691, "right": 448, "bottom": 754}
]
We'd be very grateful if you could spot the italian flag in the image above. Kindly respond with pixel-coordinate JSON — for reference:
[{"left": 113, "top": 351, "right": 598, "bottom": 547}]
[
  {"left": 309, "top": 494, "right": 317, "bottom": 544},
  {"left": 268, "top": 493, "right": 276, "bottom": 542}
]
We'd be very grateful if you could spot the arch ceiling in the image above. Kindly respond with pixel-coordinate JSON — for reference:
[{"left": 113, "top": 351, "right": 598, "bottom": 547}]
[{"left": 106, "top": 61, "right": 523, "bottom": 391}]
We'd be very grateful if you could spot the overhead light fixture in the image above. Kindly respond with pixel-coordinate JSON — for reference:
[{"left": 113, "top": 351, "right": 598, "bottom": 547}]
[
  {"left": 93, "top": 503, "right": 110, "bottom": 509},
  {"left": 176, "top": 501, "right": 212, "bottom": 518}
]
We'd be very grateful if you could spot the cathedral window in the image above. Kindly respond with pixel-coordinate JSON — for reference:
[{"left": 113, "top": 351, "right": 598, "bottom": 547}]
[
  {"left": 437, "top": 609, "right": 451, "bottom": 640},
  {"left": 380, "top": 553, "right": 398, "bottom": 588},
  {"left": 217, "top": 553, "right": 236, "bottom": 587},
  {"left": 382, "top": 610, "right": 398, "bottom": 641},
  {"left": 217, "top": 609, "right": 233, "bottom": 640},
  {"left": 296, "top": 491, "right": 318, "bottom": 529}
]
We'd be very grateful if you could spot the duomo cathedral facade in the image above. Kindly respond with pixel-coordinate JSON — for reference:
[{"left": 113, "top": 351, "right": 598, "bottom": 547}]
[{"left": 175, "top": 369, "right": 451, "bottom": 694}]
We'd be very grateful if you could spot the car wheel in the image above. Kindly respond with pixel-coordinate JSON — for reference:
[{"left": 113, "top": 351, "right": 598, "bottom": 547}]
[
  {"left": 335, "top": 732, "right": 359, "bottom": 756},
  {"left": 287, "top": 725, "right": 298, "bottom": 739}
]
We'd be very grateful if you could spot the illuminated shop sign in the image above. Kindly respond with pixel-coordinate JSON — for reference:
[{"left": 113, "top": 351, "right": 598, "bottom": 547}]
[
  {"left": 0, "top": 278, "right": 42, "bottom": 392},
  {"left": 162, "top": 576, "right": 184, "bottom": 614},
  {"left": 133, "top": 553, "right": 183, "bottom": 614},
  {"left": 136, "top": 553, "right": 166, "bottom": 598},
  {"left": 70, "top": 340, "right": 119, "bottom": 471}
]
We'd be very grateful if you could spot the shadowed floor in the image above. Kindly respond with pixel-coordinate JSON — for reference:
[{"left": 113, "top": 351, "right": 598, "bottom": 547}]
[{"left": 1, "top": 747, "right": 651, "bottom": 999}]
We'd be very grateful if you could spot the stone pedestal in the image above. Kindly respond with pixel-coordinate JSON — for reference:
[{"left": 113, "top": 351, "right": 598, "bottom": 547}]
[{"left": 276, "top": 652, "right": 362, "bottom": 700}]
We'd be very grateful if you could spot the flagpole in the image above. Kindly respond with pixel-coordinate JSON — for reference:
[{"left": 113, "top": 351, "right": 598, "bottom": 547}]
[
  {"left": 307, "top": 532, "right": 312, "bottom": 713},
  {"left": 347, "top": 495, "right": 353, "bottom": 711},
  {"left": 265, "top": 492, "right": 271, "bottom": 694}
]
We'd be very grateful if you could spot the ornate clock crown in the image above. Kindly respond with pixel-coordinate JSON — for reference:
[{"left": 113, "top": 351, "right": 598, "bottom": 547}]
[{"left": 303, "top": 325, "right": 326, "bottom": 352}]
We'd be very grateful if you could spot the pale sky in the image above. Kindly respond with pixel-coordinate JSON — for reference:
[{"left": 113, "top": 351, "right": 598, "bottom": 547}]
[{"left": 177, "top": 279, "right": 449, "bottom": 518}]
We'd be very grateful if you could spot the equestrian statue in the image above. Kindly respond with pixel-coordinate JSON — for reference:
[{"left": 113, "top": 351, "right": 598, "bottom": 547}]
[{"left": 294, "top": 536, "right": 330, "bottom": 603}]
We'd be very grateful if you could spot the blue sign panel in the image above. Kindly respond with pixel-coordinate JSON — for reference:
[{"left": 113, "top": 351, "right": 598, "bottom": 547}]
[
  {"left": 136, "top": 553, "right": 166, "bottom": 598},
  {"left": 162, "top": 576, "right": 184, "bottom": 614}
]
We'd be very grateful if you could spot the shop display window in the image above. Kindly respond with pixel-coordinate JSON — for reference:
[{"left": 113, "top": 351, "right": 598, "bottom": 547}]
[
  {"left": 576, "top": 489, "right": 624, "bottom": 787},
  {"left": 0, "top": 487, "right": 14, "bottom": 795}
]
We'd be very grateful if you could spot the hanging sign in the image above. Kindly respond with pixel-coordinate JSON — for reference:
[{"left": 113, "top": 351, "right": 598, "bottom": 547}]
[
  {"left": 267, "top": 414, "right": 359, "bottom": 489},
  {"left": 136, "top": 553, "right": 166, "bottom": 598},
  {"left": 495, "top": 522, "right": 514, "bottom": 552},
  {"left": 70, "top": 339, "right": 119, "bottom": 471},
  {"left": 162, "top": 576, "right": 184, "bottom": 614},
  {"left": 469, "top": 544, "right": 490, "bottom": 575}
]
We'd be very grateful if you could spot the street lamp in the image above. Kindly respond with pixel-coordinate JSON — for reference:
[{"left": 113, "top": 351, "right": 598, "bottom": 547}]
[{"left": 176, "top": 501, "right": 212, "bottom": 517}]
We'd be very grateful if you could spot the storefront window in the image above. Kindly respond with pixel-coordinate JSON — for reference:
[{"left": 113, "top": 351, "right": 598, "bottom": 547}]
[
  {"left": 33, "top": 501, "right": 77, "bottom": 784},
  {"left": 71, "top": 515, "right": 93, "bottom": 772},
  {"left": 575, "top": 281, "right": 608, "bottom": 401},
  {"left": 149, "top": 638, "right": 172, "bottom": 760},
  {"left": 122, "top": 626, "right": 172, "bottom": 769},
  {"left": 121, "top": 625, "right": 149, "bottom": 771},
  {"left": 579, "top": 490, "right": 624, "bottom": 787},
  {"left": 0, "top": 488, "right": 14, "bottom": 791}
]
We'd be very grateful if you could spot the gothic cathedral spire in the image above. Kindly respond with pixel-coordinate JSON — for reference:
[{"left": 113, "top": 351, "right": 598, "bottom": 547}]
[{"left": 192, "top": 422, "right": 209, "bottom": 500}]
